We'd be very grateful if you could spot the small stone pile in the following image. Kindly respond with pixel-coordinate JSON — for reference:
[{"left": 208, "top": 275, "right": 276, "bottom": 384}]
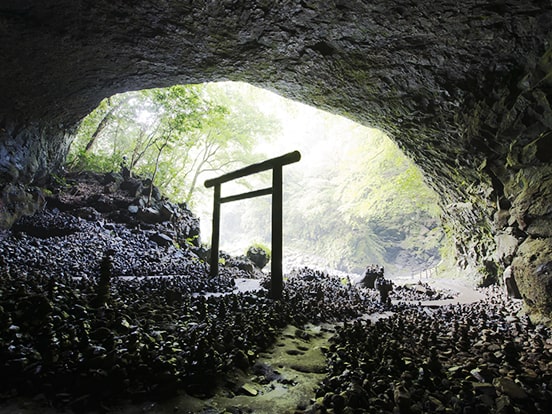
[
  {"left": 1, "top": 170, "right": 551, "bottom": 414},
  {"left": 390, "top": 282, "right": 459, "bottom": 302},
  {"left": 277, "top": 267, "right": 387, "bottom": 324},
  {"left": 0, "top": 270, "right": 274, "bottom": 409},
  {"left": 0, "top": 171, "right": 254, "bottom": 284},
  {"left": 47, "top": 171, "right": 202, "bottom": 248},
  {"left": 3, "top": 209, "right": 218, "bottom": 281}
]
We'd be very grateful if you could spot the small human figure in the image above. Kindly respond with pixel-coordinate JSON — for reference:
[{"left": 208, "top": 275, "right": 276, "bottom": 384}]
[
  {"left": 360, "top": 264, "right": 379, "bottom": 288},
  {"left": 120, "top": 155, "right": 131, "bottom": 180},
  {"left": 375, "top": 274, "right": 393, "bottom": 305}
]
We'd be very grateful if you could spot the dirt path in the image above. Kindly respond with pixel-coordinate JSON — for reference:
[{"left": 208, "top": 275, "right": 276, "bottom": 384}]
[
  {"left": 428, "top": 278, "right": 486, "bottom": 304},
  {"left": 189, "top": 324, "right": 333, "bottom": 414},
  {"left": 392, "top": 277, "right": 486, "bottom": 306}
]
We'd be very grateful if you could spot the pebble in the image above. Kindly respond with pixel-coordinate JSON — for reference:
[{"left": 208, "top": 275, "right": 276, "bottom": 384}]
[{"left": 240, "top": 383, "right": 258, "bottom": 396}]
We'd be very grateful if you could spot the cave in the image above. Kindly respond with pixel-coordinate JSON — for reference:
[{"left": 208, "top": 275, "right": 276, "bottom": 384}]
[
  {"left": 2, "top": 0, "right": 550, "bottom": 320},
  {"left": 0, "top": 1, "right": 551, "bottom": 410}
]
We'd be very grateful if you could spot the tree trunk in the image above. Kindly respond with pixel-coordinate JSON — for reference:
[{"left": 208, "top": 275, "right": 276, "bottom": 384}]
[
  {"left": 84, "top": 96, "right": 129, "bottom": 152},
  {"left": 148, "top": 140, "right": 169, "bottom": 205}
]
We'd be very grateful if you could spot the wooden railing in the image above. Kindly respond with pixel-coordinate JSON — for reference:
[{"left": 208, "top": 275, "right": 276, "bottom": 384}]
[
  {"left": 409, "top": 263, "right": 440, "bottom": 280},
  {"left": 204, "top": 151, "right": 301, "bottom": 299}
]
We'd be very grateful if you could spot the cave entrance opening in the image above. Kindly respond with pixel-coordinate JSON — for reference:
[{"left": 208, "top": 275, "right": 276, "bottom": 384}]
[
  {"left": 66, "top": 81, "right": 446, "bottom": 280},
  {"left": 204, "top": 151, "right": 301, "bottom": 299}
]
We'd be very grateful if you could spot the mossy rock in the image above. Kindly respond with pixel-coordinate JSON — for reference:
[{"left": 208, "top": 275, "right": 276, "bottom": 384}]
[{"left": 512, "top": 237, "right": 552, "bottom": 325}]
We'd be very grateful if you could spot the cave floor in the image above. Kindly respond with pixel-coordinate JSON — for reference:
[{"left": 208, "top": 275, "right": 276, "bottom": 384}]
[
  {"left": 392, "top": 277, "right": 486, "bottom": 306},
  {"left": 0, "top": 324, "right": 334, "bottom": 414},
  {"left": 0, "top": 278, "right": 489, "bottom": 414}
]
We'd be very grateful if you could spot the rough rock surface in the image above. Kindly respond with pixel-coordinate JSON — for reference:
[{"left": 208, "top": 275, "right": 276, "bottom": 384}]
[
  {"left": 246, "top": 245, "right": 270, "bottom": 270},
  {"left": 0, "top": 170, "right": 271, "bottom": 293},
  {"left": 44, "top": 171, "right": 202, "bottom": 250},
  {"left": 0, "top": 1, "right": 551, "bottom": 320}
]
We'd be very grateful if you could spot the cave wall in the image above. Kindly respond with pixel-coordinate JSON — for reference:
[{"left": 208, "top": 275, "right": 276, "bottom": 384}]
[{"left": 0, "top": 0, "right": 551, "bottom": 321}]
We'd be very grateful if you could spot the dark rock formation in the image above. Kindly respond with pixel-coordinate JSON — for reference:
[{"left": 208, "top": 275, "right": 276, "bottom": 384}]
[
  {"left": 247, "top": 245, "right": 270, "bottom": 269},
  {"left": 0, "top": 1, "right": 551, "bottom": 320},
  {"left": 43, "top": 171, "right": 201, "bottom": 249}
]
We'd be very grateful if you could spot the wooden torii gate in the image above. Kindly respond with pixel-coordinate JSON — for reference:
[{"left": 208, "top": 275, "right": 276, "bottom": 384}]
[{"left": 204, "top": 151, "right": 301, "bottom": 299}]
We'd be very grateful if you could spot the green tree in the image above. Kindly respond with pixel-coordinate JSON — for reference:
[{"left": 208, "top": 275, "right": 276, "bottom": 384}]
[{"left": 67, "top": 83, "right": 280, "bottom": 207}]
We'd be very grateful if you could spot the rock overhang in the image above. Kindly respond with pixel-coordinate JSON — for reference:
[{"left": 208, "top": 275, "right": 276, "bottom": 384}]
[{"left": 0, "top": 0, "right": 551, "bottom": 321}]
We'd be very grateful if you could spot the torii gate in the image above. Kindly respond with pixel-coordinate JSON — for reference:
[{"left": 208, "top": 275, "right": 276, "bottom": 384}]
[{"left": 204, "top": 151, "right": 301, "bottom": 299}]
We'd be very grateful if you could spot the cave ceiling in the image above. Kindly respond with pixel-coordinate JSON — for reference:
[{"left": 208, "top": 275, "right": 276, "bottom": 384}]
[{"left": 0, "top": 0, "right": 551, "bottom": 321}]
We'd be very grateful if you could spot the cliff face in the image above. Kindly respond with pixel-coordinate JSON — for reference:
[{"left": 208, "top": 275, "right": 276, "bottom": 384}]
[{"left": 0, "top": 0, "right": 551, "bottom": 321}]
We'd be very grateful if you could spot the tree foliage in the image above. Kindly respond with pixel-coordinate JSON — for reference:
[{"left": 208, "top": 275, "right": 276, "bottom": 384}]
[
  {"left": 213, "top": 88, "right": 445, "bottom": 275},
  {"left": 67, "top": 83, "right": 279, "bottom": 207}
]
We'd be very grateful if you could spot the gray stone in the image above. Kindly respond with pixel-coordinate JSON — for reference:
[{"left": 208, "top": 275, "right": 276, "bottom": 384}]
[
  {"left": 472, "top": 382, "right": 496, "bottom": 397},
  {"left": 240, "top": 383, "right": 258, "bottom": 397},
  {"left": 160, "top": 203, "right": 175, "bottom": 221},
  {"left": 149, "top": 232, "right": 173, "bottom": 247},
  {"left": 120, "top": 179, "right": 144, "bottom": 198},
  {"left": 137, "top": 207, "right": 162, "bottom": 224},
  {"left": 492, "top": 377, "right": 529, "bottom": 400},
  {"left": 0, "top": 184, "right": 45, "bottom": 228},
  {"left": 494, "top": 235, "right": 519, "bottom": 264},
  {"left": 74, "top": 206, "right": 102, "bottom": 221},
  {"left": 246, "top": 246, "right": 270, "bottom": 269},
  {"left": 502, "top": 266, "right": 521, "bottom": 299}
]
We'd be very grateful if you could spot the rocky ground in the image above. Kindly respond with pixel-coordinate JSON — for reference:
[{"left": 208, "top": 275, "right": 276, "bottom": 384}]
[
  {"left": 389, "top": 282, "right": 459, "bottom": 303},
  {"left": 0, "top": 171, "right": 551, "bottom": 413},
  {"left": 311, "top": 287, "right": 552, "bottom": 414}
]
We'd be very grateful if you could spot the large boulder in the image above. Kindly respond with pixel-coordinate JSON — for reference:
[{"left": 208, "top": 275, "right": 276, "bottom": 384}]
[
  {"left": 512, "top": 238, "right": 552, "bottom": 324},
  {"left": 246, "top": 246, "right": 270, "bottom": 270}
]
